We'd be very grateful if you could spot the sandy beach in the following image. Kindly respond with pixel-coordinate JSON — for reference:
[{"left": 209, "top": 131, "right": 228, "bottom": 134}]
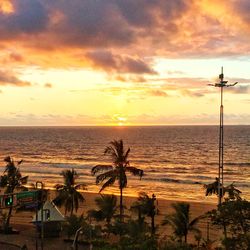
[{"left": 0, "top": 190, "right": 218, "bottom": 250}]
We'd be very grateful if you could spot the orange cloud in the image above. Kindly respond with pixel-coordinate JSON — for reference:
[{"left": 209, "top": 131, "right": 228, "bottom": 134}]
[
  {"left": 0, "top": 0, "right": 14, "bottom": 14},
  {"left": 44, "top": 83, "right": 52, "bottom": 88},
  {"left": 0, "top": 70, "right": 31, "bottom": 86},
  {"left": 0, "top": 0, "right": 249, "bottom": 72},
  {"left": 86, "top": 50, "right": 156, "bottom": 75}
]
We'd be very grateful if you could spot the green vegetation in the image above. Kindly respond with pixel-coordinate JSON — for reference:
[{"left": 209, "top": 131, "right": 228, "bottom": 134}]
[
  {"left": 208, "top": 199, "right": 250, "bottom": 250},
  {"left": 0, "top": 157, "right": 28, "bottom": 232},
  {"left": 88, "top": 194, "right": 117, "bottom": 228},
  {"left": 204, "top": 178, "right": 242, "bottom": 201},
  {"left": 131, "top": 192, "right": 158, "bottom": 236},
  {"left": 162, "top": 202, "right": 202, "bottom": 243},
  {"left": 64, "top": 214, "right": 85, "bottom": 239}
]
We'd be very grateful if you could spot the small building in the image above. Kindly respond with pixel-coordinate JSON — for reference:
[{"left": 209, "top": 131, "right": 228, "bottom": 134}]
[{"left": 32, "top": 200, "right": 65, "bottom": 237}]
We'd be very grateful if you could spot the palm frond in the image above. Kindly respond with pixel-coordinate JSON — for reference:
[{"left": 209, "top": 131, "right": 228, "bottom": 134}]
[
  {"left": 225, "top": 183, "right": 242, "bottom": 200},
  {"left": 124, "top": 148, "right": 130, "bottom": 161},
  {"left": 73, "top": 191, "right": 84, "bottom": 212},
  {"left": 162, "top": 214, "right": 175, "bottom": 226},
  {"left": 75, "top": 183, "right": 87, "bottom": 190},
  {"left": 106, "top": 140, "right": 126, "bottom": 164},
  {"left": 204, "top": 179, "right": 219, "bottom": 196},
  {"left": 53, "top": 193, "right": 65, "bottom": 207},
  {"left": 104, "top": 145, "right": 118, "bottom": 161},
  {"left": 75, "top": 190, "right": 85, "bottom": 202},
  {"left": 20, "top": 175, "right": 28, "bottom": 184},
  {"left": 189, "top": 214, "right": 205, "bottom": 227},
  {"left": 99, "top": 176, "right": 116, "bottom": 193},
  {"left": 91, "top": 165, "right": 113, "bottom": 175},
  {"left": 62, "top": 169, "right": 77, "bottom": 186},
  {"left": 0, "top": 175, "right": 8, "bottom": 187},
  {"left": 4, "top": 156, "right": 11, "bottom": 163},
  {"left": 17, "top": 160, "right": 23, "bottom": 165},
  {"left": 138, "top": 192, "right": 149, "bottom": 200},
  {"left": 126, "top": 166, "right": 143, "bottom": 178},
  {"left": 54, "top": 184, "right": 65, "bottom": 190},
  {"left": 96, "top": 169, "right": 116, "bottom": 184}
]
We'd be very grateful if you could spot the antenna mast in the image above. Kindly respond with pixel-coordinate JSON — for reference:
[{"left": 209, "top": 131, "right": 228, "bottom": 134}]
[{"left": 209, "top": 67, "right": 238, "bottom": 205}]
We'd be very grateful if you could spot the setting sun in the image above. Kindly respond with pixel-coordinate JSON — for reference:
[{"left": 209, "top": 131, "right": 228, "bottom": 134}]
[{"left": 112, "top": 114, "right": 128, "bottom": 126}]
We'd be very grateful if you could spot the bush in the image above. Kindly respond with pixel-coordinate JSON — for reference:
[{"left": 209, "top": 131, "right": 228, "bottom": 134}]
[
  {"left": 63, "top": 214, "right": 85, "bottom": 239},
  {"left": 159, "top": 240, "right": 193, "bottom": 250},
  {"left": 208, "top": 199, "right": 250, "bottom": 250}
]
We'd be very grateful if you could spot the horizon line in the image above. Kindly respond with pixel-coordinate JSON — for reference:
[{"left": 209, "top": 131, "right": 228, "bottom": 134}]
[{"left": 0, "top": 124, "right": 249, "bottom": 127}]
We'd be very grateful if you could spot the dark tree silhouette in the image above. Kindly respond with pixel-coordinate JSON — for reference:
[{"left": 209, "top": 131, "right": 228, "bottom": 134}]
[
  {"left": 91, "top": 139, "right": 143, "bottom": 221},
  {"left": 88, "top": 194, "right": 117, "bottom": 227},
  {"left": 131, "top": 192, "right": 157, "bottom": 236},
  {"left": 54, "top": 169, "right": 86, "bottom": 216},
  {"left": 204, "top": 178, "right": 241, "bottom": 201},
  {"left": 162, "top": 202, "right": 202, "bottom": 243},
  {"left": 0, "top": 156, "right": 28, "bottom": 231}
]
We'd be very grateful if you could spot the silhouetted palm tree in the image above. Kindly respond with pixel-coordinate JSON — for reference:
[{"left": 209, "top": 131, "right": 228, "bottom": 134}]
[
  {"left": 162, "top": 202, "right": 202, "bottom": 243},
  {"left": 0, "top": 156, "right": 28, "bottom": 231},
  {"left": 224, "top": 183, "right": 242, "bottom": 201},
  {"left": 131, "top": 192, "right": 158, "bottom": 235},
  {"left": 204, "top": 178, "right": 241, "bottom": 201},
  {"left": 91, "top": 139, "right": 143, "bottom": 221},
  {"left": 204, "top": 178, "right": 220, "bottom": 197},
  {"left": 54, "top": 169, "right": 86, "bottom": 216},
  {"left": 88, "top": 194, "right": 117, "bottom": 227}
]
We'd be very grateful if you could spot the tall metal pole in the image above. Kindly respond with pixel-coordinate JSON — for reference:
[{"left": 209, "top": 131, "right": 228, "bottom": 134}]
[
  {"left": 218, "top": 67, "right": 224, "bottom": 205},
  {"left": 209, "top": 68, "right": 238, "bottom": 205},
  {"left": 36, "top": 181, "right": 44, "bottom": 250}
]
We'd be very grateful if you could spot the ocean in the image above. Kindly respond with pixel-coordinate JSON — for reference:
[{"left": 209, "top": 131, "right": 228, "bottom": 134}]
[{"left": 0, "top": 126, "right": 249, "bottom": 203}]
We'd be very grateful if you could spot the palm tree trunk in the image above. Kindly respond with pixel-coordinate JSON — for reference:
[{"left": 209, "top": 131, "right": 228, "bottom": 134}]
[
  {"left": 138, "top": 207, "right": 143, "bottom": 227},
  {"left": 5, "top": 206, "right": 13, "bottom": 232},
  {"left": 151, "top": 214, "right": 155, "bottom": 236},
  {"left": 120, "top": 187, "right": 123, "bottom": 222},
  {"left": 184, "top": 234, "right": 187, "bottom": 243},
  {"left": 223, "top": 222, "right": 227, "bottom": 239},
  {"left": 71, "top": 202, "right": 74, "bottom": 216}
]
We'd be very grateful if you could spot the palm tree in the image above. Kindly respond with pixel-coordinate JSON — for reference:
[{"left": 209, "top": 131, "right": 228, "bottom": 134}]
[
  {"left": 91, "top": 139, "right": 143, "bottom": 221},
  {"left": 223, "top": 183, "right": 242, "bottom": 201},
  {"left": 88, "top": 194, "right": 117, "bottom": 227},
  {"left": 0, "top": 156, "right": 28, "bottom": 231},
  {"left": 131, "top": 192, "right": 158, "bottom": 236},
  {"left": 162, "top": 202, "right": 202, "bottom": 243},
  {"left": 204, "top": 178, "right": 241, "bottom": 201},
  {"left": 204, "top": 178, "right": 220, "bottom": 197},
  {"left": 53, "top": 169, "right": 86, "bottom": 216}
]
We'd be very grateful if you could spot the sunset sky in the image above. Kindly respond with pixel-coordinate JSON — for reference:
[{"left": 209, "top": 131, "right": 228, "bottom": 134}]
[{"left": 0, "top": 0, "right": 249, "bottom": 126}]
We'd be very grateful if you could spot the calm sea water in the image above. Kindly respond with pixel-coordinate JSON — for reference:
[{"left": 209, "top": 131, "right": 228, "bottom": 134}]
[{"left": 0, "top": 126, "right": 249, "bottom": 203}]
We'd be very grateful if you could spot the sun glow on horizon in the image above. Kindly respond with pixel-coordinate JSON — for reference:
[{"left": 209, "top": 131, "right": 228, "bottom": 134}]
[
  {"left": 112, "top": 114, "right": 128, "bottom": 126},
  {"left": 0, "top": 1, "right": 249, "bottom": 126}
]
